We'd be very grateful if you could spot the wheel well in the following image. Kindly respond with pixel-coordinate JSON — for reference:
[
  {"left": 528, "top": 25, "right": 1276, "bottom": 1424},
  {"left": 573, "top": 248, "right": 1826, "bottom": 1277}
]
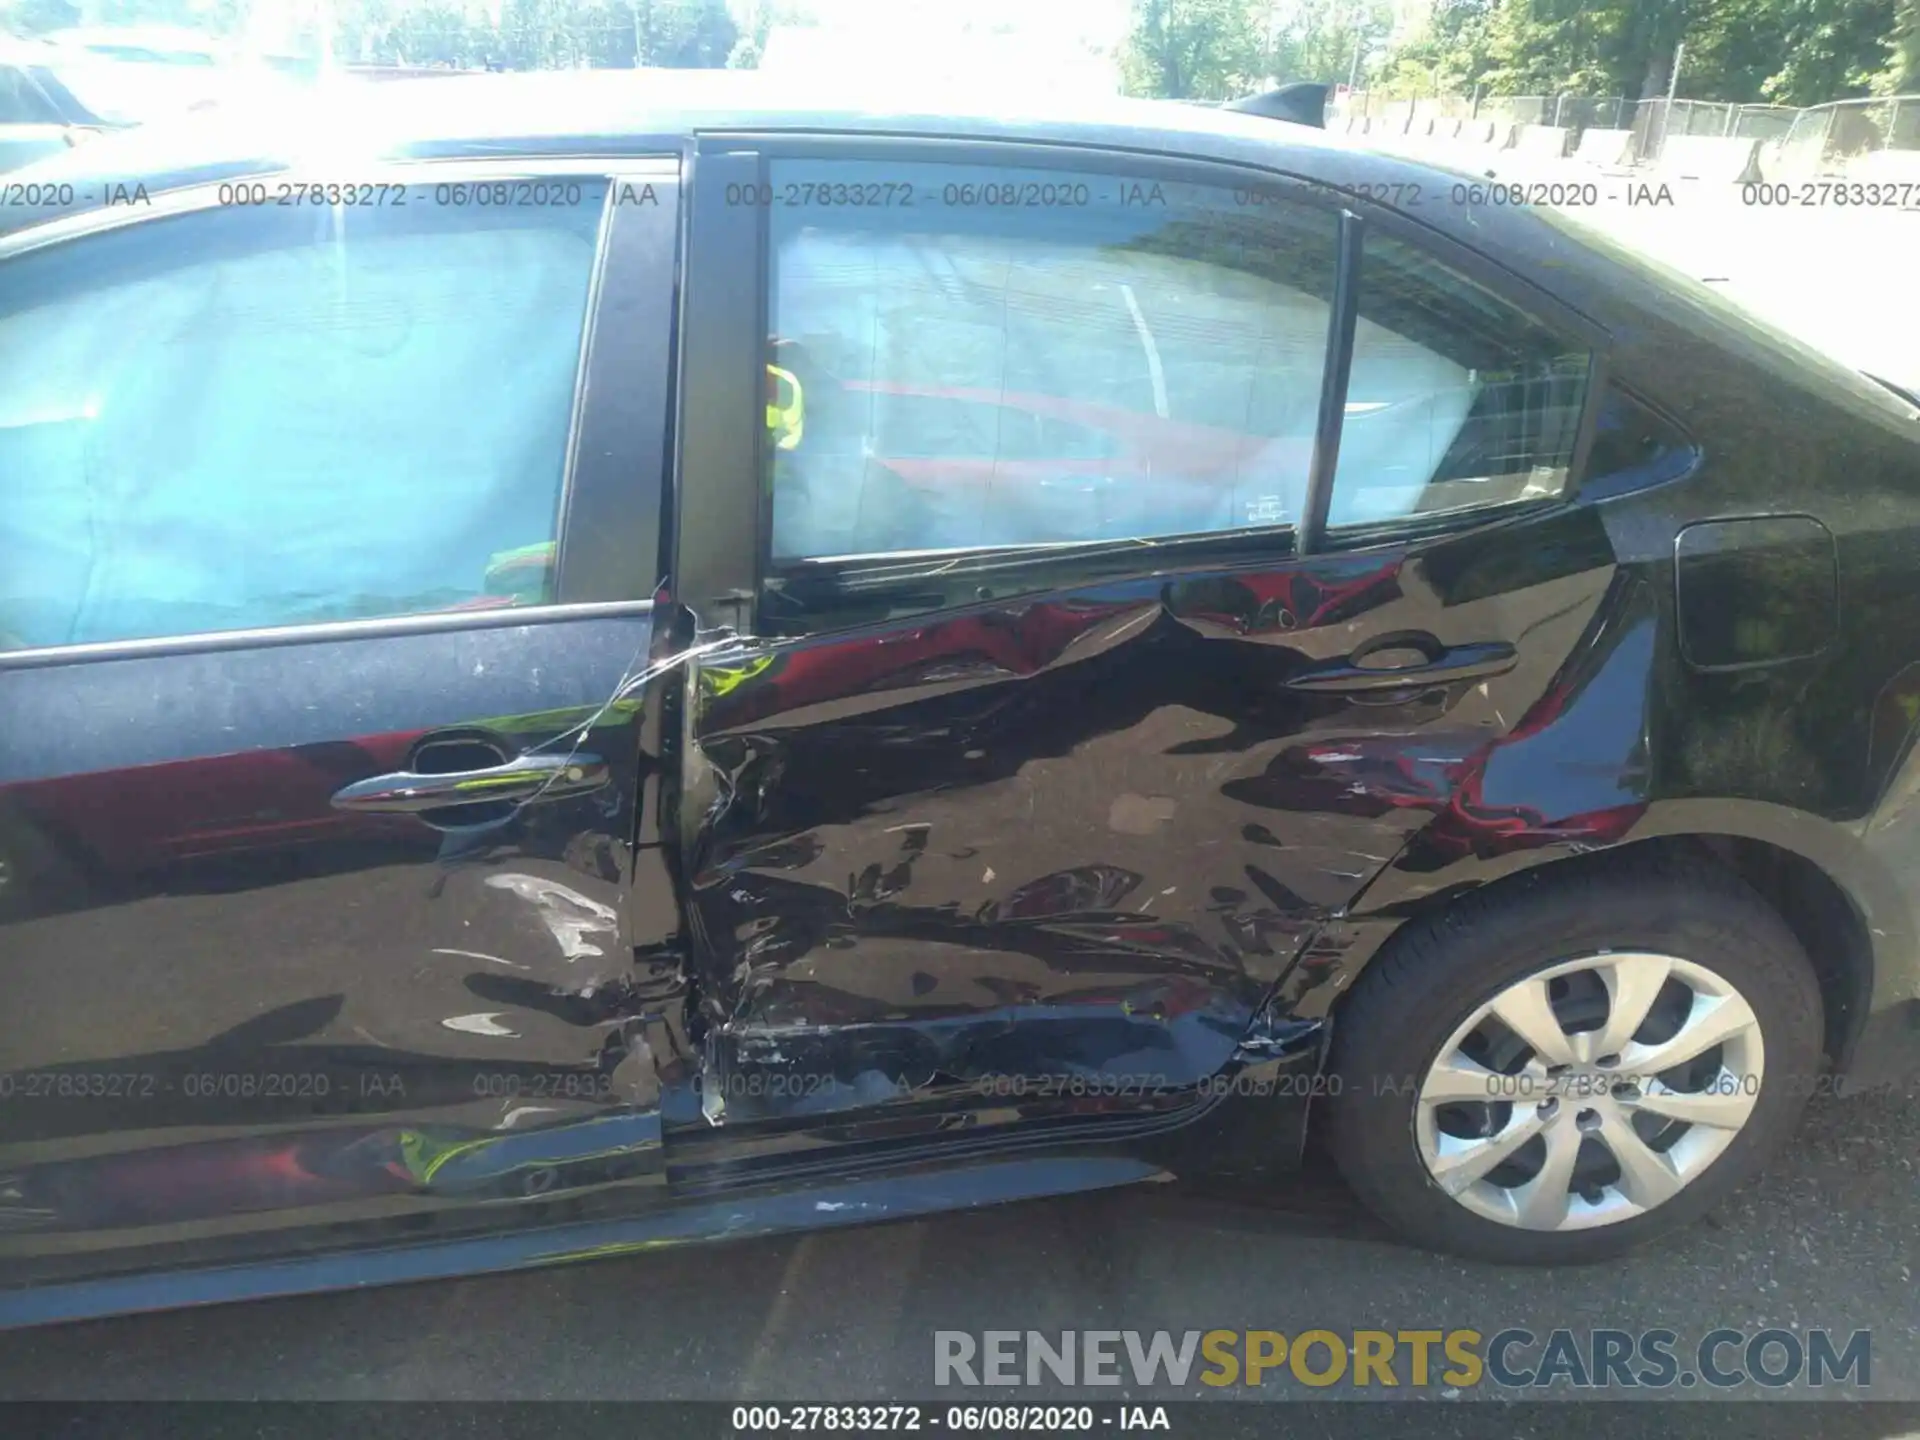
[
  {"left": 1335, "top": 834, "right": 1874, "bottom": 1069},
  {"left": 1689, "top": 834, "right": 1874, "bottom": 1069}
]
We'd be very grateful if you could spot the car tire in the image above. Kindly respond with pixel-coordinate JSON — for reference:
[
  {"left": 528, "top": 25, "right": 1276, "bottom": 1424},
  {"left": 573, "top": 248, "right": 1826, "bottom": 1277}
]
[{"left": 1323, "top": 851, "right": 1823, "bottom": 1264}]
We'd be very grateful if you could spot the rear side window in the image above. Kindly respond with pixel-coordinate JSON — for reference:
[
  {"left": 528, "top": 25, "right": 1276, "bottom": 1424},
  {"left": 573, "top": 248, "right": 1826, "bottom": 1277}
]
[
  {"left": 764, "top": 160, "right": 1341, "bottom": 562},
  {"left": 1331, "top": 231, "right": 1592, "bottom": 529},
  {"left": 1580, "top": 384, "right": 1696, "bottom": 497},
  {"left": 0, "top": 184, "right": 608, "bottom": 652}
]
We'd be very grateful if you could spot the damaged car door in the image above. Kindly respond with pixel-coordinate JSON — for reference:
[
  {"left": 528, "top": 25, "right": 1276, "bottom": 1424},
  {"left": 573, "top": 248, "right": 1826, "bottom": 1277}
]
[
  {"left": 666, "top": 141, "right": 1624, "bottom": 1131},
  {"left": 0, "top": 161, "right": 681, "bottom": 1265}
]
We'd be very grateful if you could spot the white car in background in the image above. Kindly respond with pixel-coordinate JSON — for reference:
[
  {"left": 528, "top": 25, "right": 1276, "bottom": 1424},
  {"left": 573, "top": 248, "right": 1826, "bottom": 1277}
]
[
  {"left": 1, "top": 25, "right": 318, "bottom": 171},
  {"left": 0, "top": 37, "right": 123, "bottom": 172}
]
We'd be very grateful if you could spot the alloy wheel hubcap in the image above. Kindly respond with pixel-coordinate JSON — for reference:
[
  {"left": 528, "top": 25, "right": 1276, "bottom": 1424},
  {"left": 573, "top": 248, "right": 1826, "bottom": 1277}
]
[{"left": 1414, "top": 952, "right": 1765, "bottom": 1232}]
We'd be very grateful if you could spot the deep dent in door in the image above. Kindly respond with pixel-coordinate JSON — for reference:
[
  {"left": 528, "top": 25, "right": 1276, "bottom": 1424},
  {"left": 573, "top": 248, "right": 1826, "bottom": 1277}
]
[{"left": 674, "top": 519, "right": 1619, "bottom": 1121}]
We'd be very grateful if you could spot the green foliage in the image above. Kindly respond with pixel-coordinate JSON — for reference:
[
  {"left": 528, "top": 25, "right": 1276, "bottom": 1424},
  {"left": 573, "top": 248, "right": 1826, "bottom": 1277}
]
[
  {"left": 1371, "top": 0, "right": 1910, "bottom": 106},
  {"left": 1118, "top": 0, "right": 1394, "bottom": 101},
  {"left": 1890, "top": 0, "right": 1920, "bottom": 90},
  {"left": 1748, "top": 0, "right": 1899, "bottom": 103},
  {"left": 327, "top": 0, "right": 734, "bottom": 70},
  {"left": 1119, "top": 0, "right": 1268, "bottom": 101},
  {"left": 727, "top": 0, "right": 815, "bottom": 69},
  {"left": 0, "top": 0, "right": 241, "bottom": 33},
  {"left": 1375, "top": 0, "right": 1498, "bottom": 94},
  {"left": 0, "top": 0, "right": 82, "bottom": 36},
  {"left": 1266, "top": 0, "right": 1394, "bottom": 87}
]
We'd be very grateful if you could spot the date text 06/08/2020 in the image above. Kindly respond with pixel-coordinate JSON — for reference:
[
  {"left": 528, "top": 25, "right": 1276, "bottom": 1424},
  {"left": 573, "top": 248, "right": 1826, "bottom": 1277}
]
[{"left": 729, "top": 1405, "right": 1172, "bottom": 1432}]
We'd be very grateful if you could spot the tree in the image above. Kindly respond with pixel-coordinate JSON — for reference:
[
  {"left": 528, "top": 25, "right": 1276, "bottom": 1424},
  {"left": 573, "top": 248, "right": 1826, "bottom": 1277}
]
[
  {"left": 1464, "top": 0, "right": 1696, "bottom": 99},
  {"left": 633, "top": 0, "right": 736, "bottom": 68},
  {"left": 1887, "top": 0, "right": 1920, "bottom": 90},
  {"left": 326, "top": 0, "right": 733, "bottom": 72},
  {"left": 727, "top": 1, "right": 818, "bottom": 69},
  {"left": 1757, "top": 0, "right": 1899, "bottom": 103},
  {"left": 1263, "top": 0, "right": 1394, "bottom": 88},
  {"left": 1372, "top": 0, "right": 1910, "bottom": 105},
  {"left": 1375, "top": 0, "right": 1498, "bottom": 94},
  {"left": 1119, "top": 0, "right": 1269, "bottom": 101},
  {"left": 0, "top": 0, "right": 81, "bottom": 36}
]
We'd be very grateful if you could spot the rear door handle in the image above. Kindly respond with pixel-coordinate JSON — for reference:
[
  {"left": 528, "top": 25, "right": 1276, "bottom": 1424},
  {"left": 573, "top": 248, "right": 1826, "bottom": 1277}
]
[
  {"left": 1285, "top": 637, "right": 1517, "bottom": 694},
  {"left": 330, "top": 753, "right": 609, "bottom": 814}
]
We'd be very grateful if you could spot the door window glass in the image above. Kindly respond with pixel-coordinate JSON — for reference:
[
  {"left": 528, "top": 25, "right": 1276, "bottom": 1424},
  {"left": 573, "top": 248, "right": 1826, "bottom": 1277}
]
[
  {"left": 0, "top": 183, "right": 607, "bottom": 651},
  {"left": 0, "top": 65, "right": 66, "bottom": 125},
  {"left": 764, "top": 160, "right": 1340, "bottom": 561},
  {"left": 1331, "top": 231, "right": 1592, "bottom": 527}
]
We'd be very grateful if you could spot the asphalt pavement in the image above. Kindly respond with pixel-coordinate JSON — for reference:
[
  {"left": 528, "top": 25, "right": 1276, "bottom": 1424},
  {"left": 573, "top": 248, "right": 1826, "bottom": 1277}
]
[{"left": 2, "top": 1077, "right": 1917, "bottom": 1414}]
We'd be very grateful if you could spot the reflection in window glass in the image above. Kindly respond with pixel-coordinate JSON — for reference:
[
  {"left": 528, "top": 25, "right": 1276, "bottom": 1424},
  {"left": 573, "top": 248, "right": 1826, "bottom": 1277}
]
[
  {"left": 1332, "top": 232, "right": 1591, "bottom": 527},
  {"left": 0, "top": 66, "right": 66, "bottom": 125},
  {"left": 0, "top": 187, "right": 606, "bottom": 650},
  {"left": 765, "top": 161, "right": 1339, "bottom": 561}
]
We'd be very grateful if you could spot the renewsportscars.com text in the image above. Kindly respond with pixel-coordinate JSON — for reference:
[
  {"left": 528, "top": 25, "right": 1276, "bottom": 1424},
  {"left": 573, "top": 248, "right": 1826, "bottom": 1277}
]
[{"left": 934, "top": 1328, "right": 1871, "bottom": 1390}]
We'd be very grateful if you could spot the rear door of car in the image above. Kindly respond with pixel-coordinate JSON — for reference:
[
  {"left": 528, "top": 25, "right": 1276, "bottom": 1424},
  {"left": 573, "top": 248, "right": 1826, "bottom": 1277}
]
[
  {"left": 664, "top": 134, "right": 1631, "bottom": 1136},
  {"left": 0, "top": 158, "right": 682, "bottom": 1276}
]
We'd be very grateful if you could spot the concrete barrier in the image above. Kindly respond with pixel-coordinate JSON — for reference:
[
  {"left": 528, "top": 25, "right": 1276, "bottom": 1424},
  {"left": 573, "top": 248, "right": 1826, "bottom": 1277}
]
[
  {"left": 1755, "top": 136, "right": 1836, "bottom": 182},
  {"left": 1515, "top": 124, "right": 1571, "bottom": 159},
  {"left": 1656, "top": 135, "right": 1763, "bottom": 184},
  {"left": 1847, "top": 148, "right": 1920, "bottom": 185},
  {"left": 1427, "top": 121, "right": 1511, "bottom": 173},
  {"left": 1572, "top": 127, "right": 1636, "bottom": 169}
]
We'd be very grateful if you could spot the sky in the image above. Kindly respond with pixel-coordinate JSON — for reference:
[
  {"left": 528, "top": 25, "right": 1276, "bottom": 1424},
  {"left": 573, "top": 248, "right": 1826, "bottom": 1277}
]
[{"left": 744, "top": 0, "right": 1138, "bottom": 98}]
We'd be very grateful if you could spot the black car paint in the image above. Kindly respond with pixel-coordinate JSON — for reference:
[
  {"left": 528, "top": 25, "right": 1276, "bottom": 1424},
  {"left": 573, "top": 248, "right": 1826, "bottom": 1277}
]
[{"left": 2, "top": 74, "right": 1919, "bottom": 1324}]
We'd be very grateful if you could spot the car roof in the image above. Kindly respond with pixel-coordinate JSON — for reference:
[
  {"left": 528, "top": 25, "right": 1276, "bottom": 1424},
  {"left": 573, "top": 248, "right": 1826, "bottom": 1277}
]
[
  {"left": 0, "top": 67, "right": 1715, "bottom": 381},
  {"left": 1, "top": 71, "right": 1629, "bottom": 342},
  {"left": 3, "top": 70, "right": 1906, "bottom": 473},
  {"left": 4, "top": 69, "right": 1374, "bottom": 224},
  {"left": 97, "top": 68, "right": 1359, "bottom": 153}
]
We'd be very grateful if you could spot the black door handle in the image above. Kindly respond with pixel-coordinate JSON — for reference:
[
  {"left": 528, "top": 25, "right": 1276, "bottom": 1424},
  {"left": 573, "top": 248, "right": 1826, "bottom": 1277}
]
[
  {"left": 330, "top": 752, "right": 609, "bottom": 814},
  {"left": 1285, "top": 637, "right": 1517, "bottom": 694}
]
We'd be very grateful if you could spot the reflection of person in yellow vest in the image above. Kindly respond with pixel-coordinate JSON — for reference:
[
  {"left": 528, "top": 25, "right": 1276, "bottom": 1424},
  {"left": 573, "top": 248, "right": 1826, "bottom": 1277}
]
[
  {"left": 766, "top": 338, "right": 902, "bottom": 557},
  {"left": 767, "top": 340, "right": 806, "bottom": 451}
]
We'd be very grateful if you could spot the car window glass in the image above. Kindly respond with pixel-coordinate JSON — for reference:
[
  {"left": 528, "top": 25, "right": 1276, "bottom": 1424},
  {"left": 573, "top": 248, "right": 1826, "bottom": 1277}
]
[
  {"left": 1331, "top": 231, "right": 1590, "bottom": 528},
  {"left": 0, "top": 184, "right": 607, "bottom": 652},
  {"left": 764, "top": 160, "right": 1340, "bottom": 562},
  {"left": 1579, "top": 384, "right": 1695, "bottom": 497},
  {"left": 0, "top": 65, "right": 65, "bottom": 125}
]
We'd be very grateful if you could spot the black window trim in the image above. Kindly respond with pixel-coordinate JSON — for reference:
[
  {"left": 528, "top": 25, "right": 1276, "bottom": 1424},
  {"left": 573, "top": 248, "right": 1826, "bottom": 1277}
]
[
  {"left": 0, "top": 155, "right": 677, "bottom": 670},
  {"left": 552, "top": 162, "right": 681, "bottom": 606},
  {"left": 673, "top": 131, "right": 1615, "bottom": 638},
  {"left": 1298, "top": 206, "right": 1364, "bottom": 556}
]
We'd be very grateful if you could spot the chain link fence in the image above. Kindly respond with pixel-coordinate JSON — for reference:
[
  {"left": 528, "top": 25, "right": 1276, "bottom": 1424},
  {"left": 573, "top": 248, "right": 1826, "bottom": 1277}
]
[
  {"left": 1335, "top": 90, "right": 1918, "bottom": 167},
  {"left": 1333, "top": 91, "right": 1627, "bottom": 133},
  {"left": 1626, "top": 99, "right": 1800, "bottom": 161},
  {"left": 1766, "top": 96, "right": 1920, "bottom": 174}
]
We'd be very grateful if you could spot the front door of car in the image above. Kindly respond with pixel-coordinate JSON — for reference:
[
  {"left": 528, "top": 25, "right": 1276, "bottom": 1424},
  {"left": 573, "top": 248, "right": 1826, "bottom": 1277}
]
[
  {"left": 0, "top": 160, "right": 683, "bottom": 1272},
  {"left": 667, "top": 139, "right": 1625, "bottom": 1131}
]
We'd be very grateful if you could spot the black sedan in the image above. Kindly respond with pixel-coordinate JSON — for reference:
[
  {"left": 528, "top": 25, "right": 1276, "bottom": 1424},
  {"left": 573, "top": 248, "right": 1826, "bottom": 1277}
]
[{"left": 2, "top": 71, "right": 1918, "bottom": 1327}]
